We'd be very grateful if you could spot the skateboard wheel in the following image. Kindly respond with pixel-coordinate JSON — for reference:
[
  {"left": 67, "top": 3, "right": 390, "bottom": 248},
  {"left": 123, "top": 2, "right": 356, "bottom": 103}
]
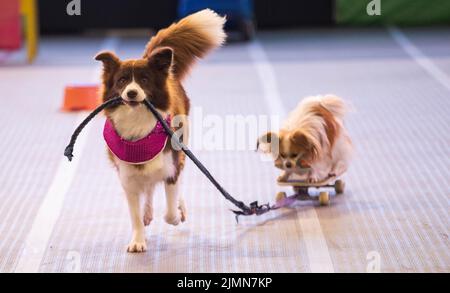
[
  {"left": 276, "top": 192, "right": 287, "bottom": 202},
  {"left": 335, "top": 180, "right": 345, "bottom": 194},
  {"left": 319, "top": 191, "right": 330, "bottom": 206}
]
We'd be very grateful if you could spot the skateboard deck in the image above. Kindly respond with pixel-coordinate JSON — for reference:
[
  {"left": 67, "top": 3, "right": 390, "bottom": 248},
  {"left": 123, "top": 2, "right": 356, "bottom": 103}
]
[
  {"left": 273, "top": 176, "right": 345, "bottom": 208},
  {"left": 277, "top": 176, "right": 336, "bottom": 187}
]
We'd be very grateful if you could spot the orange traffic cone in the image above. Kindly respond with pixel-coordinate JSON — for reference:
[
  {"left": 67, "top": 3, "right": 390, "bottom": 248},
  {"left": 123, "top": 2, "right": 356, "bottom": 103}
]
[{"left": 61, "top": 84, "right": 101, "bottom": 111}]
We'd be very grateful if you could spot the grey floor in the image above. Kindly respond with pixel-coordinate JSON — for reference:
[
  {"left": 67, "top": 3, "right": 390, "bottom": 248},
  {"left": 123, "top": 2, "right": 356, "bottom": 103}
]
[{"left": 0, "top": 27, "right": 449, "bottom": 273}]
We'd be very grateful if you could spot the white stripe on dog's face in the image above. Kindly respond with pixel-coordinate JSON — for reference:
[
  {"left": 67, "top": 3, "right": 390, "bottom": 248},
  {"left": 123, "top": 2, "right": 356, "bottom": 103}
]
[{"left": 121, "top": 78, "right": 146, "bottom": 102}]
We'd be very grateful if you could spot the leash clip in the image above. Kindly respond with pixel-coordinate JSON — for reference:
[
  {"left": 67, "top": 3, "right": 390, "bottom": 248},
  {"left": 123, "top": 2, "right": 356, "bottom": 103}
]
[{"left": 232, "top": 201, "right": 272, "bottom": 223}]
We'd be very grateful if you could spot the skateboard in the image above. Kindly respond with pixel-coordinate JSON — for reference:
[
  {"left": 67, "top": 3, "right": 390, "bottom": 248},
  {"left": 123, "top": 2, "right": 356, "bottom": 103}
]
[{"left": 274, "top": 176, "right": 345, "bottom": 208}]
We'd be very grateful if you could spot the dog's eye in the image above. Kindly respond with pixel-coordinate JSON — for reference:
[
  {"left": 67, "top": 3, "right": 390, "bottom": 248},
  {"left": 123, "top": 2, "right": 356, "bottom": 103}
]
[
  {"left": 118, "top": 77, "right": 127, "bottom": 84},
  {"left": 280, "top": 153, "right": 286, "bottom": 159},
  {"left": 290, "top": 153, "right": 297, "bottom": 158},
  {"left": 141, "top": 77, "right": 148, "bottom": 83}
]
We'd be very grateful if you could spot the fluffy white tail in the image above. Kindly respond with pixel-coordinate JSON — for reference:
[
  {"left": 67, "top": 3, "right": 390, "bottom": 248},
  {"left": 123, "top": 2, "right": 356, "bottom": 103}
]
[
  {"left": 143, "top": 9, "right": 226, "bottom": 81},
  {"left": 318, "top": 95, "right": 347, "bottom": 120}
]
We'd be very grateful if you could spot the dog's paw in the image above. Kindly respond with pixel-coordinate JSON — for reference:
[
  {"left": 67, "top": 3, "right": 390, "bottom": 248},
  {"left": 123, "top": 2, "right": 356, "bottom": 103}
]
[
  {"left": 143, "top": 214, "right": 152, "bottom": 226},
  {"left": 179, "top": 205, "right": 187, "bottom": 223},
  {"left": 164, "top": 212, "right": 181, "bottom": 226},
  {"left": 277, "top": 173, "right": 290, "bottom": 182},
  {"left": 307, "top": 174, "right": 320, "bottom": 183},
  {"left": 127, "top": 239, "right": 147, "bottom": 253},
  {"left": 143, "top": 208, "right": 153, "bottom": 226}
]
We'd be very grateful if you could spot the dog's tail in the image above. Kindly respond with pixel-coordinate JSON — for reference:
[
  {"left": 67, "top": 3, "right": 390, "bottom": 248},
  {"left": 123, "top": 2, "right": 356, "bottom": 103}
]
[
  {"left": 143, "top": 9, "right": 226, "bottom": 81},
  {"left": 319, "top": 95, "right": 348, "bottom": 120}
]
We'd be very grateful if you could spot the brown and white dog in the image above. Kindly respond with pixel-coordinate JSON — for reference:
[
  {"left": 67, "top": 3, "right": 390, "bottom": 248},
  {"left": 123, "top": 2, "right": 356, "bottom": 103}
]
[
  {"left": 258, "top": 95, "right": 353, "bottom": 183},
  {"left": 95, "top": 9, "right": 226, "bottom": 252}
]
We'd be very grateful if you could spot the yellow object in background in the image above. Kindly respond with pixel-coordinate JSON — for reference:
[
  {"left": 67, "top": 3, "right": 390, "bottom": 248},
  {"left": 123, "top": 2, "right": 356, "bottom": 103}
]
[{"left": 20, "top": 0, "right": 38, "bottom": 63}]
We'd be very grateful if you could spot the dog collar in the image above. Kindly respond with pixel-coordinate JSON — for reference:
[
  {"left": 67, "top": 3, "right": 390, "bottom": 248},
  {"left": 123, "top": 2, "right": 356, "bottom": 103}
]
[{"left": 103, "top": 116, "right": 171, "bottom": 164}]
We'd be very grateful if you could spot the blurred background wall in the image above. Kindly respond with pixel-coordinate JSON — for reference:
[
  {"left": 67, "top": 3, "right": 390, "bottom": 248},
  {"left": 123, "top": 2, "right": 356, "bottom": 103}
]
[
  {"left": 38, "top": 0, "right": 333, "bottom": 33},
  {"left": 37, "top": 0, "right": 450, "bottom": 34},
  {"left": 1, "top": 0, "right": 449, "bottom": 62}
]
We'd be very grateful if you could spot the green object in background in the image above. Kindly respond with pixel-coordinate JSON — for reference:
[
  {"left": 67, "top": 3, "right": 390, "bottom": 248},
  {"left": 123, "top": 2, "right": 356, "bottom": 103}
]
[{"left": 337, "top": 0, "right": 450, "bottom": 25}]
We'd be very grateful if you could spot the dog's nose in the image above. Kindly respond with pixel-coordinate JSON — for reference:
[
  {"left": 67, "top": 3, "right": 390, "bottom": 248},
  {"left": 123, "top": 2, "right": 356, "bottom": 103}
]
[
  {"left": 285, "top": 162, "right": 292, "bottom": 169},
  {"left": 127, "top": 90, "right": 138, "bottom": 100}
]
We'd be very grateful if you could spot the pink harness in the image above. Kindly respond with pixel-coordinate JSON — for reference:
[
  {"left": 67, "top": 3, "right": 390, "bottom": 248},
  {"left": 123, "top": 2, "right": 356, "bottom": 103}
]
[{"left": 103, "top": 116, "right": 171, "bottom": 164}]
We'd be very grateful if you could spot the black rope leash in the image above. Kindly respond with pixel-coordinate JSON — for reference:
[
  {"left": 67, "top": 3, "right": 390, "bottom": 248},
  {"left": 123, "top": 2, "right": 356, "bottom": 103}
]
[
  {"left": 64, "top": 97, "right": 273, "bottom": 222},
  {"left": 64, "top": 97, "right": 123, "bottom": 161},
  {"left": 141, "top": 99, "right": 273, "bottom": 222}
]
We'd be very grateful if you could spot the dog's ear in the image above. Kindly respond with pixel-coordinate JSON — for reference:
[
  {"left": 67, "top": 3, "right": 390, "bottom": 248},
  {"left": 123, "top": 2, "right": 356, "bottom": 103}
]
[
  {"left": 94, "top": 51, "right": 120, "bottom": 72},
  {"left": 95, "top": 51, "right": 121, "bottom": 92},
  {"left": 291, "top": 131, "right": 320, "bottom": 160},
  {"left": 147, "top": 47, "right": 173, "bottom": 73},
  {"left": 257, "top": 131, "right": 279, "bottom": 154}
]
